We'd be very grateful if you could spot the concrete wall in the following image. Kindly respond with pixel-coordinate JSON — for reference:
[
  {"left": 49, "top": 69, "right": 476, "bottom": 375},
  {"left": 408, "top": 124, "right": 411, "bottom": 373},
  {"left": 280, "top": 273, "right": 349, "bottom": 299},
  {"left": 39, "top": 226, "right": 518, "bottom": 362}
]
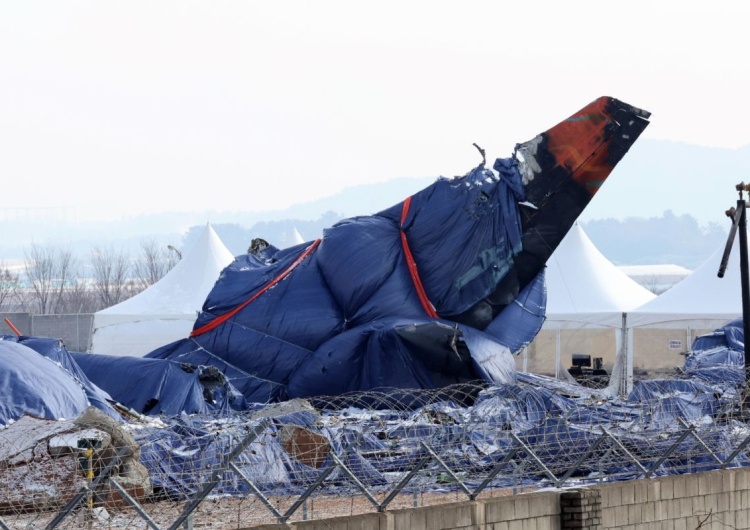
[
  {"left": 243, "top": 467, "right": 750, "bottom": 529},
  {"left": 0, "top": 312, "right": 93, "bottom": 352},
  {"left": 247, "top": 491, "right": 561, "bottom": 530},
  {"left": 598, "top": 467, "right": 747, "bottom": 530}
]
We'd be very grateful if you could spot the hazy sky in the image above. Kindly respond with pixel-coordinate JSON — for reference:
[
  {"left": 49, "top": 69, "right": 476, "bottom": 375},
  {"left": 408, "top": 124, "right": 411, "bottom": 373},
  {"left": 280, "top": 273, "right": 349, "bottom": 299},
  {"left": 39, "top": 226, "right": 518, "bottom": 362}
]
[{"left": 2, "top": 1, "right": 749, "bottom": 222}]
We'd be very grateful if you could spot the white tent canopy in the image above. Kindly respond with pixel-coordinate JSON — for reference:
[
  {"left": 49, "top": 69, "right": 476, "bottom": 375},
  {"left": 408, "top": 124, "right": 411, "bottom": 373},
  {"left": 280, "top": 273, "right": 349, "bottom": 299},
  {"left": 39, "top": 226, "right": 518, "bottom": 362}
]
[
  {"left": 290, "top": 227, "right": 305, "bottom": 246},
  {"left": 90, "top": 223, "right": 235, "bottom": 357},
  {"left": 620, "top": 231, "right": 746, "bottom": 380},
  {"left": 544, "top": 223, "right": 656, "bottom": 325},
  {"left": 523, "top": 223, "right": 656, "bottom": 379},
  {"left": 628, "top": 232, "right": 745, "bottom": 327}
]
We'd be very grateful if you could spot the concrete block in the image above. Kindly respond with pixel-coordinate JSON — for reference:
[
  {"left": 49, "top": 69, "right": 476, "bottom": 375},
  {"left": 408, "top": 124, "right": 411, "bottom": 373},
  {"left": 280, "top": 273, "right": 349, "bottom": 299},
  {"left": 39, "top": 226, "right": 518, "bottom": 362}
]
[
  {"left": 424, "top": 502, "right": 475, "bottom": 530},
  {"left": 621, "top": 483, "right": 635, "bottom": 505},
  {"left": 705, "top": 493, "right": 718, "bottom": 513},
  {"left": 492, "top": 522, "right": 509, "bottom": 530},
  {"left": 634, "top": 482, "right": 648, "bottom": 504},
  {"left": 692, "top": 494, "right": 705, "bottom": 514},
  {"left": 508, "top": 520, "right": 524, "bottom": 530},
  {"left": 627, "top": 503, "right": 642, "bottom": 525},
  {"left": 345, "top": 513, "right": 384, "bottom": 530},
  {"left": 389, "top": 509, "right": 412, "bottom": 530},
  {"left": 711, "top": 471, "right": 724, "bottom": 494},
  {"left": 514, "top": 497, "right": 530, "bottom": 519},
  {"left": 614, "top": 504, "right": 628, "bottom": 527},
  {"left": 672, "top": 476, "right": 686, "bottom": 499},
  {"left": 647, "top": 480, "right": 661, "bottom": 502},
  {"left": 605, "top": 485, "right": 622, "bottom": 507},
  {"left": 471, "top": 500, "right": 485, "bottom": 526},
  {"left": 660, "top": 478, "right": 674, "bottom": 500},
  {"left": 665, "top": 499, "right": 678, "bottom": 520},
  {"left": 528, "top": 493, "right": 559, "bottom": 517},
  {"left": 718, "top": 491, "right": 730, "bottom": 513},
  {"left": 678, "top": 497, "right": 691, "bottom": 516},
  {"left": 485, "top": 498, "right": 514, "bottom": 523},
  {"left": 723, "top": 470, "right": 735, "bottom": 494},
  {"left": 719, "top": 509, "right": 735, "bottom": 528},
  {"left": 641, "top": 501, "right": 655, "bottom": 523},
  {"left": 652, "top": 499, "right": 665, "bottom": 521},
  {"left": 685, "top": 475, "right": 699, "bottom": 497},
  {"left": 737, "top": 469, "right": 750, "bottom": 491},
  {"left": 407, "top": 508, "right": 427, "bottom": 530},
  {"left": 600, "top": 505, "right": 616, "bottom": 528},
  {"left": 672, "top": 516, "right": 687, "bottom": 530},
  {"left": 532, "top": 517, "right": 555, "bottom": 530},
  {"left": 736, "top": 508, "right": 749, "bottom": 529},
  {"left": 698, "top": 473, "right": 712, "bottom": 495},
  {"left": 293, "top": 513, "right": 379, "bottom": 530}
]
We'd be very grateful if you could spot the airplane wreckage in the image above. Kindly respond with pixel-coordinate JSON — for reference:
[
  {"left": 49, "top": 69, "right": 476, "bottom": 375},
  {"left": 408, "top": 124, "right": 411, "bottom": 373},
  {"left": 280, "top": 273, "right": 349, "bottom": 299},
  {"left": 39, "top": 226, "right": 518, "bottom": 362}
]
[
  {"left": 22, "top": 97, "right": 745, "bottom": 515},
  {"left": 2, "top": 95, "right": 654, "bottom": 419}
]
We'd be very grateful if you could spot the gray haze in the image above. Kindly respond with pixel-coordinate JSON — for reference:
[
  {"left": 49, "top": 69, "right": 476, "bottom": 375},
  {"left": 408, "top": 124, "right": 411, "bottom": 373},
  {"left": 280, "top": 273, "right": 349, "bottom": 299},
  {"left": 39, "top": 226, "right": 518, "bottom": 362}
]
[
  {"left": 0, "top": 139, "right": 745, "bottom": 271},
  {"left": 2, "top": 2, "right": 750, "bottom": 224}
]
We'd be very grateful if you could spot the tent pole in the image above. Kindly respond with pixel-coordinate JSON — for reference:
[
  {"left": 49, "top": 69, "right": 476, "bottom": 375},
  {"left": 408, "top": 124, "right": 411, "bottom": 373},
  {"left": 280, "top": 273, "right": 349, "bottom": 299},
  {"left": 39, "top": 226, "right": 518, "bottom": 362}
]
[
  {"left": 555, "top": 328, "right": 561, "bottom": 379},
  {"left": 622, "top": 312, "right": 632, "bottom": 396}
]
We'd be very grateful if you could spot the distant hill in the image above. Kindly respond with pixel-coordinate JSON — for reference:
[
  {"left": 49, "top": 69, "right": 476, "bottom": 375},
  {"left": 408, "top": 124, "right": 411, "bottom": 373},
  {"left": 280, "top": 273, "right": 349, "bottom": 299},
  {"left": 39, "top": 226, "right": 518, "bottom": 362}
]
[
  {"left": 0, "top": 139, "right": 747, "bottom": 268},
  {"left": 582, "top": 213, "right": 728, "bottom": 270},
  {"left": 580, "top": 140, "right": 750, "bottom": 225}
]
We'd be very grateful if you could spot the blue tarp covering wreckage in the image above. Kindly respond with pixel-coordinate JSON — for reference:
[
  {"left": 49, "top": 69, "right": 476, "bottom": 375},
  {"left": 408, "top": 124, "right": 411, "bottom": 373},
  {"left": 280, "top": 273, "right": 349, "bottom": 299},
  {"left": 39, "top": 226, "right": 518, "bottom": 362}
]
[
  {"left": 3, "top": 318, "right": 750, "bottom": 498},
  {"left": 125, "top": 319, "right": 750, "bottom": 498},
  {"left": 140, "top": 96, "right": 652, "bottom": 404},
  {"left": 1, "top": 96, "right": 659, "bottom": 420}
]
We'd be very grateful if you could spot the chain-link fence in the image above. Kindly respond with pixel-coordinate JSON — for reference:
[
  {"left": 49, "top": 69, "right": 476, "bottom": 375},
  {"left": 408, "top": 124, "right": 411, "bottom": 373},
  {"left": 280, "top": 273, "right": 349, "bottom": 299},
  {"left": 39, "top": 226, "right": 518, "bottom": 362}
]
[{"left": 2, "top": 367, "right": 750, "bottom": 530}]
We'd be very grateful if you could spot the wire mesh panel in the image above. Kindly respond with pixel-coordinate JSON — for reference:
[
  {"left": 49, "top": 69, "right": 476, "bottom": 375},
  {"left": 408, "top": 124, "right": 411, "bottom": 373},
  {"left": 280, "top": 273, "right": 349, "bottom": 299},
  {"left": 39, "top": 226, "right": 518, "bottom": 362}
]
[{"left": 2, "top": 366, "right": 750, "bottom": 529}]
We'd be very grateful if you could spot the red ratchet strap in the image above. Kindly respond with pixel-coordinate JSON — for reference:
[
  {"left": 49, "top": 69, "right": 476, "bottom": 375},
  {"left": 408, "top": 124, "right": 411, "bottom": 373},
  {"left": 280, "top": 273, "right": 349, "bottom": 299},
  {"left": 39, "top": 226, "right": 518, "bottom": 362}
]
[
  {"left": 190, "top": 238, "right": 322, "bottom": 337},
  {"left": 400, "top": 197, "right": 439, "bottom": 318}
]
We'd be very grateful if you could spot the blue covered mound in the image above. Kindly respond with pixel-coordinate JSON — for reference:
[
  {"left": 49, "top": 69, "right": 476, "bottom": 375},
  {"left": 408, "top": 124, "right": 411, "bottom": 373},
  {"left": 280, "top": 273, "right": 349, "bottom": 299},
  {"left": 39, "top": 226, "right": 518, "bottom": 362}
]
[
  {"left": 148, "top": 161, "right": 547, "bottom": 403},
  {"left": 70, "top": 352, "right": 247, "bottom": 415},
  {"left": 1, "top": 335, "right": 243, "bottom": 420},
  {"left": 142, "top": 97, "right": 652, "bottom": 404},
  {"left": 0, "top": 336, "right": 116, "bottom": 425}
]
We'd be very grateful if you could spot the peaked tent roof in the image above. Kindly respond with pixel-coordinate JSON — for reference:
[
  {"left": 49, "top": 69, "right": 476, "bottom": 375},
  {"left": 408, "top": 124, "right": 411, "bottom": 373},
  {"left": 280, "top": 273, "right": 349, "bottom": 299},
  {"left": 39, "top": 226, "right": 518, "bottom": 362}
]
[
  {"left": 628, "top": 230, "right": 746, "bottom": 327},
  {"left": 290, "top": 227, "right": 305, "bottom": 246},
  {"left": 91, "top": 223, "right": 235, "bottom": 357},
  {"left": 545, "top": 223, "right": 657, "bottom": 315}
]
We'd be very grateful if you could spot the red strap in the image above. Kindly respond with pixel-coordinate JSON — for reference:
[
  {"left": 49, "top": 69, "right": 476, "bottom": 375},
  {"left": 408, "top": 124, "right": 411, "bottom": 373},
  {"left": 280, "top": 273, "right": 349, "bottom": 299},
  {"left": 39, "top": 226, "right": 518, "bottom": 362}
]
[
  {"left": 190, "top": 238, "right": 322, "bottom": 337},
  {"left": 400, "top": 197, "right": 439, "bottom": 318}
]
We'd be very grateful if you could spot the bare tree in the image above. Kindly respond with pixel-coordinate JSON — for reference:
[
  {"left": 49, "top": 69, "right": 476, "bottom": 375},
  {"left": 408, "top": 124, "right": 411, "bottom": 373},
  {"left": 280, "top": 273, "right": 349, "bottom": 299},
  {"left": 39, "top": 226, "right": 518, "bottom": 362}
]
[
  {"left": 131, "top": 238, "right": 178, "bottom": 291},
  {"left": 90, "top": 245, "right": 131, "bottom": 309},
  {"left": 642, "top": 275, "right": 668, "bottom": 295},
  {"left": 58, "top": 277, "right": 97, "bottom": 313},
  {"left": 0, "top": 264, "right": 23, "bottom": 311},
  {"left": 24, "top": 243, "right": 55, "bottom": 314},
  {"left": 51, "top": 248, "right": 78, "bottom": 314},
  {"left": 24, "top": 243, "right": 79, "bottom": 314}
]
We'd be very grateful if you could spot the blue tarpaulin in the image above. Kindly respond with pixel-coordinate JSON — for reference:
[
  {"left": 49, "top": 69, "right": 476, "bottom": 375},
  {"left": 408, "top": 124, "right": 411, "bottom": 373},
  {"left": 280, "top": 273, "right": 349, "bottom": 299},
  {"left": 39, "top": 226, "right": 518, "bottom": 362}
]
[
  {"left": 70, "top": 352, "right": 248, "bottom": 416},
  {"left": 0, "top": 337, "right": 102, "bottom": 425},
  {"left": 147, "top": 161, "right": 543, "bottom": 403}
]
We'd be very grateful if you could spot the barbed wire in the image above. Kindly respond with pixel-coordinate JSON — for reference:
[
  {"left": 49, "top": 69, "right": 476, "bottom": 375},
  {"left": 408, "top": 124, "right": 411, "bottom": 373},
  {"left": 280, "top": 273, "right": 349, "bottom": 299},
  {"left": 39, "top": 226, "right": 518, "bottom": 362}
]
[{"left": 1, "top": 356, "right": 750, "bottom": 530}]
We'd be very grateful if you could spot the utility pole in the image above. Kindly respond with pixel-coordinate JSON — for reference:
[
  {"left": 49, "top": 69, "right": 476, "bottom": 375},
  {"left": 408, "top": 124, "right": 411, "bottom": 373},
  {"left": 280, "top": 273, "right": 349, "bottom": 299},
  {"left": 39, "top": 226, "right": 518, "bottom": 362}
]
[{"left": 718, "top": 182, "right": 750, "bottom": 373}]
